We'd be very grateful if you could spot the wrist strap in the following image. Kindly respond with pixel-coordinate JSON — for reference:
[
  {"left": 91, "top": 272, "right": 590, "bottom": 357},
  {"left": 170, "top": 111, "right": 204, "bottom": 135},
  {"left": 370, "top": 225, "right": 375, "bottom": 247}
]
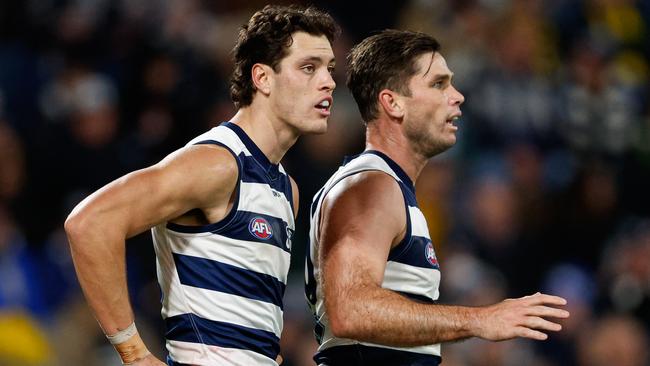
[{"left": 106, "top": 322, "right": 138, "bottom": 345}]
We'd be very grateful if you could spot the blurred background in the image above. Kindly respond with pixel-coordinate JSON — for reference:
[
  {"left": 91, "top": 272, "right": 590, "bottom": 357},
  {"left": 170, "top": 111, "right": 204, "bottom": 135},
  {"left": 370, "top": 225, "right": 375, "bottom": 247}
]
[{"left": 0, "top": 0, "right": 649, "bottom": 365}]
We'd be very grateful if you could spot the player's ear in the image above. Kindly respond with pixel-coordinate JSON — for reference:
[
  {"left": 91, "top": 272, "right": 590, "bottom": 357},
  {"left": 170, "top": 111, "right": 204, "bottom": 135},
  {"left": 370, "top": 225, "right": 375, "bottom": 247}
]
[
  {"left": 252, "top": 63, "right": 272, "bottom": 96},
  {"left": 378, "top": 89, "right": 404, "bottom": 119}
]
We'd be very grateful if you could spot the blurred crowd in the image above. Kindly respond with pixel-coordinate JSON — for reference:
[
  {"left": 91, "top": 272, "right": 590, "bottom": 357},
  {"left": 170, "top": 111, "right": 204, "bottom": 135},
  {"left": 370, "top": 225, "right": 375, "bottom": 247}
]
[{"left": 0, "top": 0, "right": 649, "bottom": 365}]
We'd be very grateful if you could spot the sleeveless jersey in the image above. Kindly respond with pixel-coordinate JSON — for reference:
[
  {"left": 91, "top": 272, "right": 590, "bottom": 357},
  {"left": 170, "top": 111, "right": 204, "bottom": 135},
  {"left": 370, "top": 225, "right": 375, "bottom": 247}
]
[
  {"left": 305, "top": 150, "right": 442, "bottom": 364},
  {"left": 153, "top": 122, "right": 295, "bottom": 366}
]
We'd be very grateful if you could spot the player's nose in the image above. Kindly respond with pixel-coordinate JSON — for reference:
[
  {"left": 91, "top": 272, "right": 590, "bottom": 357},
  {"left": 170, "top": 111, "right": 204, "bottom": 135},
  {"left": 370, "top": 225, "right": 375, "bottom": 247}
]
[
  {"left": 449, "top": 84, "right": 464, "bottom": 106},
  {"left": 320, "top": 70, "right": 336, "bottom": 91}
]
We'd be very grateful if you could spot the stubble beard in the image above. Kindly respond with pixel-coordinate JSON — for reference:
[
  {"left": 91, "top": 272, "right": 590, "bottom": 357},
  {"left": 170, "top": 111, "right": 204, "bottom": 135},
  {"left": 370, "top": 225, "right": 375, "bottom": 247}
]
[{"left": 405, "top": 124, "right": 455, "bottom": 159}]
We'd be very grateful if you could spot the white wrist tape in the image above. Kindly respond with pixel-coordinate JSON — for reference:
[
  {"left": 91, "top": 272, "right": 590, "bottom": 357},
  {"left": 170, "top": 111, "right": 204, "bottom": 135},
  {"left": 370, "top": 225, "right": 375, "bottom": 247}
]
[{"left": 106, "top": 322, "right": 138, "bottom": 345}]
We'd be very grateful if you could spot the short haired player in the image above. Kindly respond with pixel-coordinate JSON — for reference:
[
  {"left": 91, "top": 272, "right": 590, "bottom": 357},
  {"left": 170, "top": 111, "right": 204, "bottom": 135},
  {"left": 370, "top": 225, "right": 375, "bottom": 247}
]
[{"left": 305, "top": 29, "right": 569, "bottom": 366}]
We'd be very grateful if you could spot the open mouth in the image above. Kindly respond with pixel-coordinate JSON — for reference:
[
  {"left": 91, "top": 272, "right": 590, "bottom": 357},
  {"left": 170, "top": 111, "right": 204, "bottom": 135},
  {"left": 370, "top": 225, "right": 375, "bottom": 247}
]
[
  {"left": 315, "top": 99, "right": 331, "bottom": 114},
  {"left": 446, "top": 115, "right": 460, "bottom": 126}
]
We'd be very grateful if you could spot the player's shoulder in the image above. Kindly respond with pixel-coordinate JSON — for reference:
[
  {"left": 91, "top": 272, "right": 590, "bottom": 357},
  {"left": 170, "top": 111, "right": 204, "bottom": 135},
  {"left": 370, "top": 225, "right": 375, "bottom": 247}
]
[
  {"left": 340, "top": 170, "right": 400, "bottom": 193},
  {"left": 174, "top": 142, "right": 237, "bottom": 168},
  {"left": 156, "top": 143, "right": 239, "bottom": 190},
  {"left": 320, "top": 169, "right": 406, "bottom": 236},
  {"left": 325, "top": 170, "right": 402, "bottom": 211}
]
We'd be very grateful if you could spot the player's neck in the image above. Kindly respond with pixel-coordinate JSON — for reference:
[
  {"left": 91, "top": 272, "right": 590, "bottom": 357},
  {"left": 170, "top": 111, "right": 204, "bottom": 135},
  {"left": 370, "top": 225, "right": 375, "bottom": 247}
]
[
  {"left": 229, "top": 106, "right": 298, "bottom": 165},
  {"left": 365, "top": 121, "right": 428, "bottom": 185}
]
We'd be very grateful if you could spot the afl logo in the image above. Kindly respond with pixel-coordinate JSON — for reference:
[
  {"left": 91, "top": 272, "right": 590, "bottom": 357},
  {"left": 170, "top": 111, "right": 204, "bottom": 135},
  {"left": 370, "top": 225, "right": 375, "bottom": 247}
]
[
  {"left": 425, "top": 242, "right": 438, "bottom": 266},
  {"left": 249, "top": 217, "right": 273, "bottom": 240}
]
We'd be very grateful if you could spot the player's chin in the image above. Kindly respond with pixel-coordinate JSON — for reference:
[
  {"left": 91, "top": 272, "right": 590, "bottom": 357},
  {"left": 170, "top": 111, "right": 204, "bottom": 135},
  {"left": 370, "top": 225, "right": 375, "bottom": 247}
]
[
  {"left": 428, "top": 137, "right": 456, "bottom": 156},
  {"left": 303, "top": 119, "right": 329, "bottom": 135},
  {"left": 444, "top": 136, "right": 457, "bottom": 149}
]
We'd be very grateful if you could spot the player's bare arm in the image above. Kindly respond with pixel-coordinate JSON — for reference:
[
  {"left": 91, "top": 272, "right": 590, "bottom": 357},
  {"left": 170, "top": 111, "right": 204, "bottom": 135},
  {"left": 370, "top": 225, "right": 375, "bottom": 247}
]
[
  {"left": 319, "top": 171, "right": 569, "bottom": 347},
  {"left": 64, "top": 144, "right": 238, "bottom": 364}
]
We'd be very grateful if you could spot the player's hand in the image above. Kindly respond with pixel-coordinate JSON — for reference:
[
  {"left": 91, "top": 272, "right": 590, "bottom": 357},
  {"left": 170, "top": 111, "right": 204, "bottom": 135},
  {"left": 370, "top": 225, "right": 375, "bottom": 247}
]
[
  {"left": 276, "top": 354, "right": 283, "bottom": 365},
  {"left": 129, "top": 353, "right": 166, "bottom": 365},
  {"left": 475, "top": 292, "right": 570, "bottom": 341}
]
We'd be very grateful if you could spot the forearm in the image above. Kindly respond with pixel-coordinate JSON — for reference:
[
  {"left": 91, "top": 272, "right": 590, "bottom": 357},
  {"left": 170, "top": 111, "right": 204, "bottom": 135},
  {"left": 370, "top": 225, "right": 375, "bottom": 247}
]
[
  {"left": 328, "top": 286, "right": 481, "bottom": 346},
  {"left": 66, "top": 218, "right": 155, "bottom": 363},
  {"left": 66, "top": 217, "right": 134, "bottom": 334}
]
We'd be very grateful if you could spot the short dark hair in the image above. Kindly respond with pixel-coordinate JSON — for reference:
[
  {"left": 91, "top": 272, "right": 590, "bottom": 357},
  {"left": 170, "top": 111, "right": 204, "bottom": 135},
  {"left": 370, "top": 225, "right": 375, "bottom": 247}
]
[
  {"left": 347, "top": 30, "right": 441, "bottom": 122},
  {"left": 230, "top": 5, "right": 340, "bottom": 108}
]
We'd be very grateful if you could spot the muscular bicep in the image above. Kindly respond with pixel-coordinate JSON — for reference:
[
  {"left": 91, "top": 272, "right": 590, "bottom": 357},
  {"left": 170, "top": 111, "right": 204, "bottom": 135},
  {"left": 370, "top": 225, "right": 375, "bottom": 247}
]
[
  {"left": 319, "top": 172, "right": 406, "bottom": 294},
  {"left": 69, "top": 144, "right": 238, "bottom": 238}
]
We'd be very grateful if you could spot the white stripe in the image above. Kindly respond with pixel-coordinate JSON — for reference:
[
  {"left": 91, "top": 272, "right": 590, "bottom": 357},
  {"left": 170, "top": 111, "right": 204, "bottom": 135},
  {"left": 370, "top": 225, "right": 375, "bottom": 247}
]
[
  {"left": 164, "top": 285, "right": 283, "bottom": 337},
  {"left": 167, "top": 339, "right": 277, "bottom": 366},
  {"left": 409, "top": 207, "right": 431, "bottom": 238},
  {"left": 165, "top": 230, "right": 290, "bottom": 283},
  {"left": 186, "top": 126, "right": 245, "bottom": 155},
  {"left": 359, "top": 341, "right": 441, "bottom": 357},
  {"left": 343, "top": 154, "right": 401, "bottom": 182},
  {"left": 153, "top": 226, "right": 190, "bottom": 319},
  {"left": 318, "top": 336, "right": 441, "bottom": 357},
  {"left": 239, "top": 182, "right": 294, "bottom": 223},
  {"left": 383, "top": 261, "right": 440, "bottom": 300}
]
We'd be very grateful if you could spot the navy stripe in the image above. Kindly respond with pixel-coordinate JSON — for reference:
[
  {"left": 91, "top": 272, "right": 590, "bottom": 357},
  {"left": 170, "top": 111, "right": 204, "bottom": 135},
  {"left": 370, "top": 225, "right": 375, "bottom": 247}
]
[
  {"left": 169, "top": 210, "right": 290, "bottom": 252},
  {"left": 286, "top": 172, "right": 295, "bottom": 218},
  {"left": 365, "top": 150, "right": 415, "bottom": 195},
  {"left": 315, "top": 344, "right": 441, "bottom": 365},
  {"left": 387, "top": 188, "right": 413, "bottom": 262},
  {"left": 223, "top": 210, "right": 290, "bottom": 252},
  {"left": 396, "top": 290, "right": 436, "bottom": 304},
  {"left": 222, "top": 122, "right": 282, "bottom": 180},
  {"left": 173, "top": 253, "right": 286, "bottom": 308},
  {"left": 305, "top": 255, "right": 317, "bottom": 306},
  {"left": 167, "top": 356, "right": 192, "bottom": 366},
  {"left": 389, "top": 236, "right": 440, "bottom": 270},
  {"left": 240, "top": 153, "right": 292, "bottom": 202},
  {"left": 165, "top": 313, "right": 279, "bottom": 360},
  {"left": 400, "top": 186, "right": 418, "bottom": 207},
  {"left": 311, "top": 187, "right": 324, "bottom": 217}
]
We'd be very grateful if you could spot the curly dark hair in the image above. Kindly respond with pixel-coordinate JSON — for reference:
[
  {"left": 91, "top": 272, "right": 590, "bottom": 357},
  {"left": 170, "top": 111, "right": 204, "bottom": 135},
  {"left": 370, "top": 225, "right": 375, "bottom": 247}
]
[
  {"left": 230, "top": 5, "right": 340, "bottom": 108},
  {"left": 347, "top": 30, "right": 441, "bottom": 123}
]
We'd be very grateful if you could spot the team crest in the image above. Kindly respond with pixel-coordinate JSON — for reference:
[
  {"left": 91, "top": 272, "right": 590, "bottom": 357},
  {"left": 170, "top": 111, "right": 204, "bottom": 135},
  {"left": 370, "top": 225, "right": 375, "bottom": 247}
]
[
  {"left": 425, "top": 242, "right": 438, "bottom": 266},
  {"left": 249, "top": 217, "right": 273, "bottom": 240}
]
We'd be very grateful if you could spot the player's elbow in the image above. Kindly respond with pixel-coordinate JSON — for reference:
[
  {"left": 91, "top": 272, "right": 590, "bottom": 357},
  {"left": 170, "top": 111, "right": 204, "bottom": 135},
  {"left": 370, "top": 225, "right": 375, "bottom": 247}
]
[
  {"left": 64, "top": 204, "right": 98, "bottom": 250},
  {"left": 326, "top": 300, "right": 361, "bottom": 339},
  {"left": 328, "top": 313, "right": 354, "bottom": 338},
  {"left": 64, "top": 210, "right": 87, "bottom": 246},
  {"left": 330, "top": 313, "right": 369, "bottom": 339}
]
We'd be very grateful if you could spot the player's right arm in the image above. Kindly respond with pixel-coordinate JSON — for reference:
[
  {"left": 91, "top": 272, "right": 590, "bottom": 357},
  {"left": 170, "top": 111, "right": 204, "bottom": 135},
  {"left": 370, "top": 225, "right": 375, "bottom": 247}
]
[
  {"left": 319, "top": 171, "right": 570, "bottom": 347},
  {"left": 64, "top": 144, "right": 238, "bottom": 365}
]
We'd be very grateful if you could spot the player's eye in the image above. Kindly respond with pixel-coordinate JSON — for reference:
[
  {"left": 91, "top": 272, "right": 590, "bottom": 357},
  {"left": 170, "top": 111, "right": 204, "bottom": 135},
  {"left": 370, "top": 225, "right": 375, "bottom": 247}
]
[{"left": 302, "top": 65, "right": 315, "bottom": 74}]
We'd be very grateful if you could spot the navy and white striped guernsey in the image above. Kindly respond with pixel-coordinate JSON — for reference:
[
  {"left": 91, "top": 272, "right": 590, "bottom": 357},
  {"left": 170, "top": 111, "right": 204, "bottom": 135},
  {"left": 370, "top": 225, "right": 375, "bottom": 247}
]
[
  {"left": 153, "top": 122, "right": 295, "bottom": 366},
  {"left": 305, "top": 151, "right": 442, "bottom": 365}
]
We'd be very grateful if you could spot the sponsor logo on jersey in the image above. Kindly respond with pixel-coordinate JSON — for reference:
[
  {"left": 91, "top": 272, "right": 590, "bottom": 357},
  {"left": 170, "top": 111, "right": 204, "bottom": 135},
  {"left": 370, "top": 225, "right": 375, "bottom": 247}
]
[
  {"left": 249, "top": 217, "right": 273, "bottom": 240},
  {"left": 425, "top": 242, "right": 438, "bottom": 266}
]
